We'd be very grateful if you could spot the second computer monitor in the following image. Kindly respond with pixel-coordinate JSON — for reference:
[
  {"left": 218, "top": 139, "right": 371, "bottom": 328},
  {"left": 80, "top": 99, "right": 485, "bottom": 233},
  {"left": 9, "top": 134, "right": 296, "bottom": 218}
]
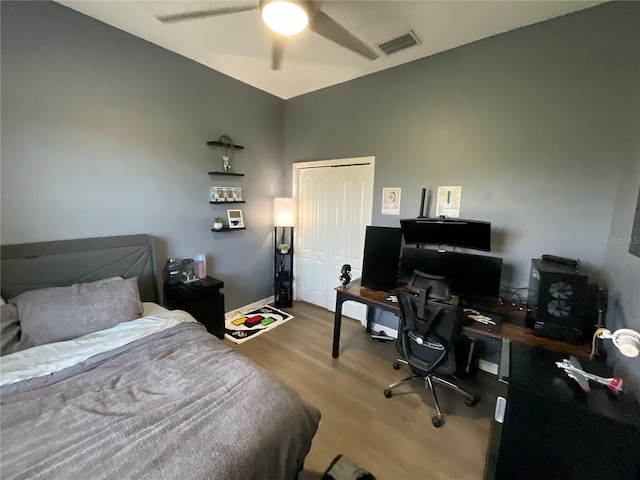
[{"left": 401, "top": 247, "right": 503, "bottom": 299}]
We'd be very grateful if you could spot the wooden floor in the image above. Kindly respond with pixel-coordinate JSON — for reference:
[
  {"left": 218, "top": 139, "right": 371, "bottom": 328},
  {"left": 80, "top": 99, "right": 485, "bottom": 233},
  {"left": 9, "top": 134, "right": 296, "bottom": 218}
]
[{"left": 227, "top": 301, "right": 499, "bottom": 480}]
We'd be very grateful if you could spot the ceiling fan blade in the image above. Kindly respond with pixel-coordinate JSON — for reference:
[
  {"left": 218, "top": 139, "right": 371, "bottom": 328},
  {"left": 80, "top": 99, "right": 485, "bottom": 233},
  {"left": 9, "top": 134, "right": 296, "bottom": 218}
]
[
  {"left": 309, "top": 9, "right": 379, "bottom": 60},
  {"left": 271, "top": 36, "right": 286, "bottom": 70},
  {"left": 157, "top": 4, "right": 258, "bottom": 24}
]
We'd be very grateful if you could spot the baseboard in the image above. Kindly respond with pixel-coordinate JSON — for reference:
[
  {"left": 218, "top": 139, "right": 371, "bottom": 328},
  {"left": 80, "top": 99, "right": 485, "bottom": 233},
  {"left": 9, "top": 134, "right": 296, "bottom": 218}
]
[{"left": 225, "top": 296, "right": 275, "bottom": 320}]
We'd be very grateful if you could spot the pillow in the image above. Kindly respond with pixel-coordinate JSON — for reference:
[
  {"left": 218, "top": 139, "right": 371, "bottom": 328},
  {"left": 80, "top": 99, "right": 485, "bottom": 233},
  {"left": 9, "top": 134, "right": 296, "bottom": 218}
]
[
  {"left": 12, "top": 277, "right": 143, "bottom": 347},
  {"left": 1, "top": 303, "right": 23, "bottom": 355}
]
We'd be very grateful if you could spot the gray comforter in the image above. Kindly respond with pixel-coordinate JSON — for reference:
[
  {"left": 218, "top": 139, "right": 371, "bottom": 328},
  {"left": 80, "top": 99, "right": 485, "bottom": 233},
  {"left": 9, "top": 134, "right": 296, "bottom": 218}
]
[{"left": 0, "top": 323, "right": 321, "bottom": 480}]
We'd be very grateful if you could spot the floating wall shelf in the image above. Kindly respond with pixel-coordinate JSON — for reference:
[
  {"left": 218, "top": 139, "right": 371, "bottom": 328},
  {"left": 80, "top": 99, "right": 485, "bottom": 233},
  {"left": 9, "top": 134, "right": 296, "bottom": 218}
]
[
  {"left": 207, "top": 140, "right": 244, "bottom": 150},
  {"left": 208, "top": 172, "right": 244, "bottom": 177},
  {"left": 211, "top": 227, "right": 246, "bottom": 232}
]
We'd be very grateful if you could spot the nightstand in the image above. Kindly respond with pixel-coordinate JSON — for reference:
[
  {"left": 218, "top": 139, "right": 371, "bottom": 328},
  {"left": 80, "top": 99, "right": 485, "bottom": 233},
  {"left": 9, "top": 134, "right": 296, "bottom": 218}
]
[{"left": 163, "top": 276, "right": 225, "bottom": 339}]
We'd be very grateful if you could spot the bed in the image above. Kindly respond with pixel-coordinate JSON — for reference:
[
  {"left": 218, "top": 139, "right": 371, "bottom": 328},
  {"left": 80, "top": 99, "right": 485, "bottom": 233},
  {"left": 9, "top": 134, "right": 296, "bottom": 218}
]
[{"left": 0, "top": 234, "right": 320, "bottom": 480}]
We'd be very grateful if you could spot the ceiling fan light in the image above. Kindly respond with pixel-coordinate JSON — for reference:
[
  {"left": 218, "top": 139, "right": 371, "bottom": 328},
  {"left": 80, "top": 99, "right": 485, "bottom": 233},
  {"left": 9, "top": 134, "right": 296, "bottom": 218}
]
[{"left": 262, "top": 1, "right": 308, "bottom": 36}]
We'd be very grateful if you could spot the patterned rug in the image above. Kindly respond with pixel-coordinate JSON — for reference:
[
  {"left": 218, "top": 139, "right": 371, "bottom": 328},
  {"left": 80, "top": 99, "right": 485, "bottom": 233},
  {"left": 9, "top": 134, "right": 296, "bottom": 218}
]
[{"left": 224, "top": 305, "right": 293, "bottom": 344}]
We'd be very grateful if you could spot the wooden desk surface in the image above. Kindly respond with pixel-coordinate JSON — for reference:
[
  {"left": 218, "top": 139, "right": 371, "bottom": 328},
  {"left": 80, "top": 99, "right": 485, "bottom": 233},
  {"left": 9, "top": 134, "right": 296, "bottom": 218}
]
[{"left": 335, "top": 282, "right": 593, "bottom": 359}]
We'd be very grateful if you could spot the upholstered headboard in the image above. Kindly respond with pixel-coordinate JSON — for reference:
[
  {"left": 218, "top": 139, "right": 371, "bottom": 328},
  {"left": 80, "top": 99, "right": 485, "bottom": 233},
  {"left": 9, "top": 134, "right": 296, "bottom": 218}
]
[{"left": 0, "top": 234, "right": 158, "bottom": 303}]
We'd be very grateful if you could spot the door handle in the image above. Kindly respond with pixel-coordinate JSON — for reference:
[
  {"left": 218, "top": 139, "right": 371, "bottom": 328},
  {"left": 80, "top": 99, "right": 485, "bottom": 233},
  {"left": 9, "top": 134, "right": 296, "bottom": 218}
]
[{"left": 494, "top": 396, "right": 507, "bottom": 423}]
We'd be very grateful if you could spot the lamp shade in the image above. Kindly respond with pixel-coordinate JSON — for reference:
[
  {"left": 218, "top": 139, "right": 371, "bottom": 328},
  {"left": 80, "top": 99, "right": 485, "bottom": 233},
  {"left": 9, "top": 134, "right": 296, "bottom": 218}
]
[
  {"left": 261, "top": 1, "right": 308, "bottom": 36},
  {"left": 274, "top": 197, "right": 295, "bottom": 227}
]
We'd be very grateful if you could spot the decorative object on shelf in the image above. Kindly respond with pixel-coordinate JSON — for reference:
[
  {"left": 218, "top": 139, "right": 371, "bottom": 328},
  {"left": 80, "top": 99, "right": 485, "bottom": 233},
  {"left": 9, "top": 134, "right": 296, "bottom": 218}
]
[
  {"left": 274, "top": 197, "right": 295, "bottom": 308},
  {"left": 210, "top": 186, "right": 243, "bottom": 202},
  {"left": 227, "top": 209, "right": 244, "bottom": 229},
  {"left": 278, "top": 243, "right": 290, "bottom": 254},
  {"left": 210, "top": 187, "right": 221, "bottom": 202},
  {"left": 213, "top": 217, "right": 224, "bottom": 230},
  {"left": 218, "top": 134, "right": 234, "bottom": 172}
]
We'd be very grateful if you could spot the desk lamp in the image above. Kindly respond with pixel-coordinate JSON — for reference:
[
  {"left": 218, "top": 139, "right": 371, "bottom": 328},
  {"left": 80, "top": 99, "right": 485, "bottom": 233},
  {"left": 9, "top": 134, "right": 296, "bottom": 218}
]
[{"left": 593, "top": 328, "right": 640, "bottom": 358}]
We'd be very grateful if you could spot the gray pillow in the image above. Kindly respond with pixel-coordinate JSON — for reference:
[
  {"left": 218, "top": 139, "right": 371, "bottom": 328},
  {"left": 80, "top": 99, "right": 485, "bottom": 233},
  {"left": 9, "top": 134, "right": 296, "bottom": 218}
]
[{"left": 12, "top": 277, "right": 143, "bottom": 347}]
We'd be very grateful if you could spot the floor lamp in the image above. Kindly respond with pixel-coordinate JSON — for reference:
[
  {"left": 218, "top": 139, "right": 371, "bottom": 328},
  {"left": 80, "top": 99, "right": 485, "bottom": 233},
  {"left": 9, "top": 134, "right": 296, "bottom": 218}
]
[{"left": 274, "top": 198, "right": 294, "bottom": 308}]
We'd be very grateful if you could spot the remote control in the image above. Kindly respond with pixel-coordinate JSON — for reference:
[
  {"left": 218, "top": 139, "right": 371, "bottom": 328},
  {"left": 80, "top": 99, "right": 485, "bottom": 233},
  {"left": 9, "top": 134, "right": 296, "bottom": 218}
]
[{"left": 541, "top": 254, "right": 578, "bottom": 268}]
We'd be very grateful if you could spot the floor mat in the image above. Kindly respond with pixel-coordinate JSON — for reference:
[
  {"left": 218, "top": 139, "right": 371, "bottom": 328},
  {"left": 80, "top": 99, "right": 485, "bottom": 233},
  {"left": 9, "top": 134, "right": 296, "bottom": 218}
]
[{"left": 224, "top": 305, "right": 293, "bottom": 344}]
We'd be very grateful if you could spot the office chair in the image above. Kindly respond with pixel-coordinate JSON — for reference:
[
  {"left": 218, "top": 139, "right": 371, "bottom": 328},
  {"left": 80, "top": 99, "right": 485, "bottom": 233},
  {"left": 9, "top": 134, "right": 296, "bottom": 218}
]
[
  {"left": 383, "top": 288, "right": 478, "bottom": 428},
  {"left": 405, "top": 270, "right": 452, "bottom": 302}
]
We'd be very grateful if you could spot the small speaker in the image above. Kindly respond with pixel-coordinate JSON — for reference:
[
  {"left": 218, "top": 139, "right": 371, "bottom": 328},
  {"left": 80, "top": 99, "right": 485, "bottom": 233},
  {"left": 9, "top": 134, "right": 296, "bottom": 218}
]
[
  {"left": 528, "top": 259, "right": 590, "bottom": 343},
  {"left": 361, "top": 226, "right": 402, "bottom": 291}
]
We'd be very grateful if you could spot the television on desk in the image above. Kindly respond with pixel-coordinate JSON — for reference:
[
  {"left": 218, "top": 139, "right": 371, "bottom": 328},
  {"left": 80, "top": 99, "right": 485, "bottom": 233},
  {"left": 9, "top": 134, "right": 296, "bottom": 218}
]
[
  {"left": 400, "top": 217, "right": 491, "bottom": 252},
  {"left": 401, "top": 247, "right": 503, "bottom": 300}
]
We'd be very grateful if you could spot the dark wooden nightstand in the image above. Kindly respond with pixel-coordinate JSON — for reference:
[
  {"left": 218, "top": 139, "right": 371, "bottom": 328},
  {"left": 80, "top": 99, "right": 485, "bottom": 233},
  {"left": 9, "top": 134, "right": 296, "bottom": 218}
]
[{"left": 163, "top": 276, "right": 225, "bottom": 339}]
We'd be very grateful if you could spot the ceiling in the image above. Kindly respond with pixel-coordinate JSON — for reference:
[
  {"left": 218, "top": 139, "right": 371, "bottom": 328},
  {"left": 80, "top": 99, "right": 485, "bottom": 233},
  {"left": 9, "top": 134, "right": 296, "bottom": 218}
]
[{"left": 55, "top": 0, "right": 604, "bottom": 100}]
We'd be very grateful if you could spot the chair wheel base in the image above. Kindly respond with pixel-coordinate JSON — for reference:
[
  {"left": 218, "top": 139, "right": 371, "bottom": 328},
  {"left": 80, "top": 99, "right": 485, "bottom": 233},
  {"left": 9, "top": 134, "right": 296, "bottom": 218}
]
[
  {"left": 432, "top": 416, "right": 444, "bottom": 428},
  {"left": 465, "top": 396, "right": 479, "bottom": 407},
  {"left": 384, "top": 389, "right": 392, "bottom": 398},
  {"left": 392, "top": 362, "right": 400, "bottom": 370}
]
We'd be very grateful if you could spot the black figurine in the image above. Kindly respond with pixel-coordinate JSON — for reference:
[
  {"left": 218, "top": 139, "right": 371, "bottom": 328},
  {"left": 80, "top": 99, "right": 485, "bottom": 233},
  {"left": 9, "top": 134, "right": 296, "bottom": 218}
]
[{"left": 339, "top": 264, "right": 352, "bottom": 286}]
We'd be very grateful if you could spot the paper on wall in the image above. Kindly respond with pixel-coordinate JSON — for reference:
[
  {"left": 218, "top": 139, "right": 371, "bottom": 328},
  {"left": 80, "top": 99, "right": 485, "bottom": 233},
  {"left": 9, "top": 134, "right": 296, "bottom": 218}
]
[{"left": 436, "top": 186, "right": 462, "bottom": 217}]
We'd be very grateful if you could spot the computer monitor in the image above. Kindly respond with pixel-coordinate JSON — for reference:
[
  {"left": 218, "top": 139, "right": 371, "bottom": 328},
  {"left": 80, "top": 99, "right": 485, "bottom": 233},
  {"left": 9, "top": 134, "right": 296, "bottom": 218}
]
[
  {"left": 400, "top": 247, "right": 503, "bottom": 299},
  {"left": 361, "top": 226, "right": 402, "bottom": 291},
  {"left": 400, "top": 217, "right": 492, "bottom": 252}
]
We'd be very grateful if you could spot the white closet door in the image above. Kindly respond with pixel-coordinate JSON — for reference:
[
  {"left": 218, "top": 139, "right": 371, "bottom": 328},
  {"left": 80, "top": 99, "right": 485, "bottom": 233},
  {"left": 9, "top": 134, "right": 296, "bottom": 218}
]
[
  {"left": 296, "top": 159, "right": 373, "bottom": 325},
  {"left": 297, "top": 167, "right": 331, "bottom": 307}
]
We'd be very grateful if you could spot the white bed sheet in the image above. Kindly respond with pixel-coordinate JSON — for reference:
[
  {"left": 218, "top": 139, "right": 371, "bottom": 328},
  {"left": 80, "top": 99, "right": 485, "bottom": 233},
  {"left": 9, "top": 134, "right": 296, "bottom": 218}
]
[{"left": 0, "top": 303, "right": 196, "bottom": 386}]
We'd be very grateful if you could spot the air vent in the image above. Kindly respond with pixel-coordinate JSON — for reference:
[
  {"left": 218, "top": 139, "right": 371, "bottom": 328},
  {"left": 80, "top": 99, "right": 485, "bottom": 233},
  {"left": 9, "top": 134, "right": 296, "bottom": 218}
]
[{"left": 377, "top": 30, "right": 420, "bottom": 55}]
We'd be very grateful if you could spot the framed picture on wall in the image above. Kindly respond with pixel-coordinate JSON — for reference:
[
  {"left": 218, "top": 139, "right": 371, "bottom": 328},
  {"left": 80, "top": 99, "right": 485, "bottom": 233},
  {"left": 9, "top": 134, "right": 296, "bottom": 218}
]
[{"left": 227, "top": 209, "right": 244, "bottom": 229}]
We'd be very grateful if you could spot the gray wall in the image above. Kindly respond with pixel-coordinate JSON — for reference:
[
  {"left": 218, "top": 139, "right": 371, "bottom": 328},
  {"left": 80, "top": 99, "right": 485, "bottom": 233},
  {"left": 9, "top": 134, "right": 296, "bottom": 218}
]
[
  {"left": 2, "top": 1, "right": 638, "bottom": 388},
  {"left": 285, "top": 1, "right": 640, "bottom": 392},
  {"left": 285, "top": 2, "right": 639, "bottom": 306},
  {"left": 603, "top": 156, "right": 640, "bottom": 395},
  {"left": 1, "top": 1, "right": 287, "bottom": 309}
]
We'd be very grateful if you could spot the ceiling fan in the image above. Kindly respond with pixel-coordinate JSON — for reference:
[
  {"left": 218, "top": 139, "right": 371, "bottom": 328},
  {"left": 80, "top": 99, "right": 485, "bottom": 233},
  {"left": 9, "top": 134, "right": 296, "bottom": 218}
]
[{"left": 156, "top": 0, "right": 380, "bottom": 70}]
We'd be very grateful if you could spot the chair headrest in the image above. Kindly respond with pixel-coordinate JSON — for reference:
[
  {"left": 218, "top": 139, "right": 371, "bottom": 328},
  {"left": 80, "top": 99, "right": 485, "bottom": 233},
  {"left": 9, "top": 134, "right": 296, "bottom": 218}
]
[{"left": 406, "top": 270, "right": 452, "bottom": 302}]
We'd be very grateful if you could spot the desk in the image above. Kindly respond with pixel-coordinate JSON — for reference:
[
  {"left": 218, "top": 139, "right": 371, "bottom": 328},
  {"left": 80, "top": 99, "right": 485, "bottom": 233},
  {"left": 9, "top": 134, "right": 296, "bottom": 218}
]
[
  {"left": 485, "top": 342, "right": 640, "bottom": 480},
  {"left": 332, "top": 280, "right": 592, "bottom": 359}
]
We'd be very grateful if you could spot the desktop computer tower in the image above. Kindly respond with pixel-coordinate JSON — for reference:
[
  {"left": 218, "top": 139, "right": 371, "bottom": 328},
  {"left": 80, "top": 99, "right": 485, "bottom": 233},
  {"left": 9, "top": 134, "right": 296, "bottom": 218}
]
[
  {"left": 361, "top": 226, "right": 402, "bottom": 291},
  {"left": 528, "top": 259, "right": 589, "bottom": 344}
]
